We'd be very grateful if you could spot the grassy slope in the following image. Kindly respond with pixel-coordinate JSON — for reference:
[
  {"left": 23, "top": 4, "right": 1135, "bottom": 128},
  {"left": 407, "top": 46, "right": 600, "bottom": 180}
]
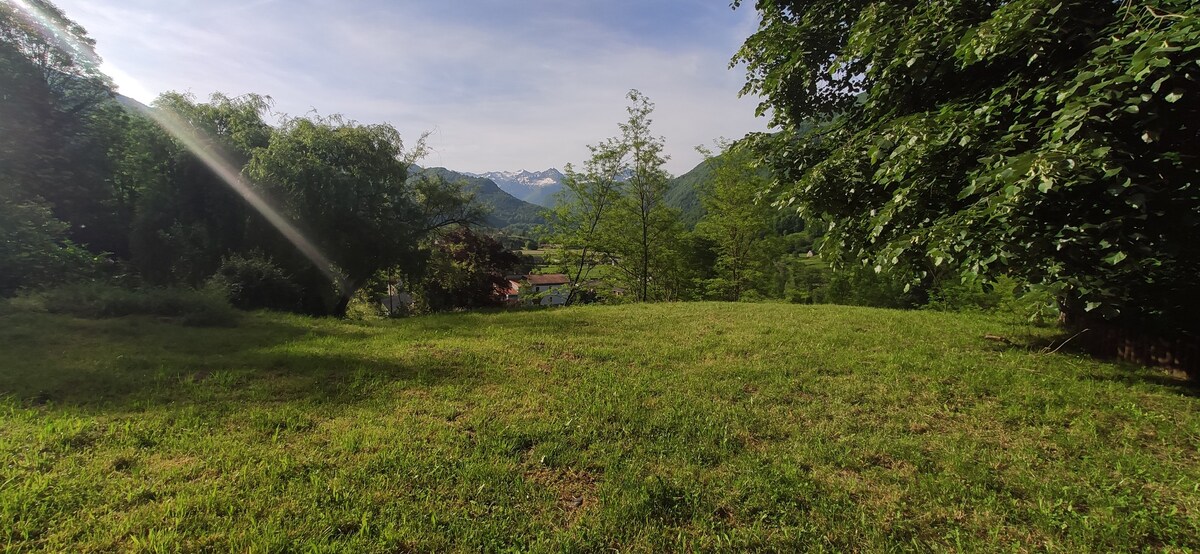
[
  {"left": 1, "top": 303, "right": 1197, "bottom": 552},
  {"left": 665, "top": 160, "right": 710, "bottom": 229}
]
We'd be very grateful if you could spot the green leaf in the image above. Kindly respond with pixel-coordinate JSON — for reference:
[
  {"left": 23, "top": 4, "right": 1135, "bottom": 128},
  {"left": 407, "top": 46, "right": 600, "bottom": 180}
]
[{"left": 1104, "top": 251, "right": 1127, "bottom": 265}]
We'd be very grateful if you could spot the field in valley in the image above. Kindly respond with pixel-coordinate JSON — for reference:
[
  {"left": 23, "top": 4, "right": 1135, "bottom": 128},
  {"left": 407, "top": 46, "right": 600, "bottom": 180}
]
[{"left": 1, "top": 302, "right": 1197, "bottom": 552}]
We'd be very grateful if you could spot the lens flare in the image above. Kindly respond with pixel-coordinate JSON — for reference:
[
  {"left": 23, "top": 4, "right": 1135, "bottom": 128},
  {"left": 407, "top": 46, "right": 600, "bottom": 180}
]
[
  {"left": 9, "top": 0, "right": 343, "bottom": 288},
  {"left": 145, "top": 108, "right": 343, "bottom": 287}
]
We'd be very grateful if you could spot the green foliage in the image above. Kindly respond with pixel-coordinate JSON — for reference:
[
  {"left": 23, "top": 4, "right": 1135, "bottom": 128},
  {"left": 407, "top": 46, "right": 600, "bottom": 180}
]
[
  {"left": 927, "top": 276, "right": 1062, "bottom": 325},
  {"left": 736, "top": 0, "right": 1200, "bottom": 336},
  {"left": 694, "top": 140, "right": 777, "bottom": 301},
  {"left": 823, "top": 264, "right": 926, "bottom": 310},
  {"left": 607, "top": 91, "right": 684, "bottom": 302},
  {"left": 545, "top": 133, "right": 626, "bottom": 304},
  {"left": 128, "top": 93, "right": 273, "bottom": 285},
  {"left": 414, "top": 226, "right": 521, "bottom": 313},
  {"left": 1, "top": 1, "right": 134, "bottom": 257},
  {"left": 0, "top": 192, "right": 99, "bottom": 297},
  {"left": 208, "top": 252, "right": 303, "bottom": 312},
  {"left": 545, "top": 91, "right": 685, "bottom": 303},
  {"left": 35, "top": 283, "right": 237, "bottom": 327},
  {"left": 246, "top": 117, "right": 471, "bottom": 316}
]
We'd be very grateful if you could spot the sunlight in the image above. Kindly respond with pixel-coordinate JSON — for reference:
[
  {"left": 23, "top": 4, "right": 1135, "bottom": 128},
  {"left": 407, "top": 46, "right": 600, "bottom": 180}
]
[{"left": 9, "top": 0, "right": 344, "bottom": 289}]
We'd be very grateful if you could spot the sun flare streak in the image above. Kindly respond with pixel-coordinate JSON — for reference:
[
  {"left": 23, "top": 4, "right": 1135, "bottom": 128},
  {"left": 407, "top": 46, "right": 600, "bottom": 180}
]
[
  {"left": 10, "top": 0, "right": 343, "bottom": 288},
  {"left": 147, "top": 108, "right": 343, "bottom": 287}
]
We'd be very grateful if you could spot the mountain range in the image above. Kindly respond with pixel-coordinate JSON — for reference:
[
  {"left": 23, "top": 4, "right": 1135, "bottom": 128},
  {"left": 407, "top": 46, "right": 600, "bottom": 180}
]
[
  {"left": 466, "top": 169, "right": 565, "bottom": 208},
  {"left": 410, "top": 166, "right": 547, "bottom": 232},
  {"left": 464, "top": 163, "right": 712, "bottom": 229}
]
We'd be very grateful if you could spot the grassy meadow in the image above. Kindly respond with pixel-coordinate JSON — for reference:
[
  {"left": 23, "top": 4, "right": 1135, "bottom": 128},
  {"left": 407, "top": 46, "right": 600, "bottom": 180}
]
[{"left": 1, "top": 301, "right": 1197, "bottom": 552}]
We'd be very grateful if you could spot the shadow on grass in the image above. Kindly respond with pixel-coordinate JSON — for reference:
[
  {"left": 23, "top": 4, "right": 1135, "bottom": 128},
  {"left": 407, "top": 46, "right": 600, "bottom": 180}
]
[
  {"left": 1006, "top": 329, "right": 1199, "bottom": 397},
  {"left": 0, "top": 310, "right": 481, "bottom": 412},
  {"left": 1082, "top": 368, "right": 1200, "bottom": 397}
]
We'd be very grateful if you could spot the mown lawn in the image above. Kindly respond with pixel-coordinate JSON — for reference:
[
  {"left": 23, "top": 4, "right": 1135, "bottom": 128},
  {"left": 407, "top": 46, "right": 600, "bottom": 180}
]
[{"left": 1, "top": 302, "right": 1197, "bottom": 552}]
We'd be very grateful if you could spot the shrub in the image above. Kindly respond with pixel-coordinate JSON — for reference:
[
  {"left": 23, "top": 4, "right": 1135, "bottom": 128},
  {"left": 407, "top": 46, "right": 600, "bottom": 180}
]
[
  {"left": 927, "top": 276, "right": 1061, "bottom": 325},
  {"left": 0, "top": 196, "right": 100, "bottom": 297},
  {"left": 208, "top": 253, "right": 302, "bottom": 312},
  {"left": 822, "top": 266, "right": 926, "bottom": 309},
  {"left": 39, "top": 283, "right": 238, "bottom": 327}
]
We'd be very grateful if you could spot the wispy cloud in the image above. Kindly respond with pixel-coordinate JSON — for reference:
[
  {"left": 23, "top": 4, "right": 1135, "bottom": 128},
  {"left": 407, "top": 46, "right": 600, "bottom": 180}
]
[{"left": 56, "top": 0, "right": 771, "bottom": 174}]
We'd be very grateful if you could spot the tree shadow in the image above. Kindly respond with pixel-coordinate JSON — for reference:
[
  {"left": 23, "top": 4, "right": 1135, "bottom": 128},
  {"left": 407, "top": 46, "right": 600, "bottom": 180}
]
[
  {"left": 0, "top": 311, "right": 475, "bottom": 412},
  {"left": 1003, "top": 329, "right": 1199, "bottom": 397}
]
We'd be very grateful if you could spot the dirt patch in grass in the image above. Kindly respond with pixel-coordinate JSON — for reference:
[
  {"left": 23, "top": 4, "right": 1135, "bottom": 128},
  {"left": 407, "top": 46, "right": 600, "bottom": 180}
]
[{"left": 523, "top": 464, "right": 600, "bottom": 521}]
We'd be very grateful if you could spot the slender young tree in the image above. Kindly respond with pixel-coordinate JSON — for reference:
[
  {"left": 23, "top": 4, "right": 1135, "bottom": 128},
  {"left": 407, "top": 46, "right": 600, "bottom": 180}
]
[
  {"left": 694, "top": 139, "right": 774, "bottom": 301},
  {"left": 606, "top": 90, "right": 680, "bottom": 302},
  {"left": 545, "top": 137, "right": 624, "bottom": 304}
]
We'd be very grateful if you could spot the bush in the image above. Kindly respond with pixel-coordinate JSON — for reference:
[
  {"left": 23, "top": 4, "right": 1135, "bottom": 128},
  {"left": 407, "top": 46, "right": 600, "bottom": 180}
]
[
  {"left": 208, "top": 253, "right": 302, "bottom": 312},
  {"left": 0, "top": 196, "right": 100, "bottom": 297},
  {"left": 39, "top": 283, "right": 238, "bottom": 327},
  {"left": 927, "top": 276, "right": 1061, "bottom": 325},
  {"left": 822, "top": 265, "right": 926, "bottom": 309}
]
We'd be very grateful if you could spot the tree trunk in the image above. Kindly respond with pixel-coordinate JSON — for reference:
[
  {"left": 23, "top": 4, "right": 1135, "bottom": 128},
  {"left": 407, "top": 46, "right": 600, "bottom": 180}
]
[{"left": 331, "top": 277, "right": 364, "bottom": 318}]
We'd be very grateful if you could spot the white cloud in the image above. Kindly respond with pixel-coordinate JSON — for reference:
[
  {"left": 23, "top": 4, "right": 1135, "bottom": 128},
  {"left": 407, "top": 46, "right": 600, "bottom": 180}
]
[{"left": 56, "top": 0, "right": 772, "bottom": 174}]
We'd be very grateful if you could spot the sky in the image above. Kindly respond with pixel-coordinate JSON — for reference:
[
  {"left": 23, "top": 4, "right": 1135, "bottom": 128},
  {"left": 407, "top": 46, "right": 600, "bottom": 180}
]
[{"left": 53, "top": 0, "right": 773, "bottom": 175}]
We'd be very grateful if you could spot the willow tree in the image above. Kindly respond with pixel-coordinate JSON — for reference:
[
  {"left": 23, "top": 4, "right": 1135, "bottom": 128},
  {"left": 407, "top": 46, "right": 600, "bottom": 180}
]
[
  {"left": 735, "top": 0, "right": 1200, "bottom": 338},
  {"left": 246, "top": 116, "right": 473, "bottom": 316}
]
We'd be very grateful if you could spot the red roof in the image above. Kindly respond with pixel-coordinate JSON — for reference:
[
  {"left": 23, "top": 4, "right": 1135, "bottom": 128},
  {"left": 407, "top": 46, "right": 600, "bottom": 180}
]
[
  {"left": 526, "top": 274, "right": 570, "bottom": 286},
  {"left": 497, "top": 280, "right": 521, "bottom": 296}
]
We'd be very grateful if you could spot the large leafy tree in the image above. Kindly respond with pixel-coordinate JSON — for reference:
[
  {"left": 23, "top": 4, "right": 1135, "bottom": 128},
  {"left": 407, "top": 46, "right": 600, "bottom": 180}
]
[
  {"left": 246, "top": 115, "right": 473, "bottom": 316},
  {"left": 127, "top": 92, "right": 272, "bottom": 284},
  {"left": 735, "top": 0, "right": 1200, "bottom": 336},
  {"left": 1, "top": 0, "right": 132, "bottom": 256}
]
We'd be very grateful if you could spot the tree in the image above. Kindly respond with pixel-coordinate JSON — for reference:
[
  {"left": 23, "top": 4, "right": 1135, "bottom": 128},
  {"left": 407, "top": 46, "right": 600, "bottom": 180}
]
[
  {"left": 545, "top": 138, "right": 624, "bottom": 304},
  {"left": 605, "top": 90, "right": 682, "bottom": 302},
  {"left": 414, "top": 226, "right": 521, "bottom": 312},
  {"left": 246, "top": 115, "right": 473, "bottom": 316},
  {"left": 1, "top": 0, "right": 130, "bottom": 256},
  {"left": 734, "top": 0, "right": 1200, "bottom": 337},
  {"left": 128, "top": 93, "right": 272, "bottom": 285},
  {"left": 0, "top": 183, "right": 97, "bottom": 296},
  {"left": 694, "top": 140, "right": 775, "bottom": 301},
  {"left": 548, "top": 90, "right": 683, "bottom": 303}
]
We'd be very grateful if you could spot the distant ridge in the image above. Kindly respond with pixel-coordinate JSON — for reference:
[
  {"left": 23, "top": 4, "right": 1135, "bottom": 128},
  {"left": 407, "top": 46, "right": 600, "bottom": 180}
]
[
  {"left": 411, "top": 166, "right": 546, "bottom": 231},
  {"left": 467, "top": 169, "right": 565, "bottom": 208}
]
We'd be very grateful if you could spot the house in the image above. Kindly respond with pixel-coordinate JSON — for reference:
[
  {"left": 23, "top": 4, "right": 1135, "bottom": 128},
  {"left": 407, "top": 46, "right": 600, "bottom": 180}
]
[
  {"left": 523, "top": 273, "right": 571, "bottom": 306},
  {"left": 498, "top": 278, "right": 523, "bottom": 305}
]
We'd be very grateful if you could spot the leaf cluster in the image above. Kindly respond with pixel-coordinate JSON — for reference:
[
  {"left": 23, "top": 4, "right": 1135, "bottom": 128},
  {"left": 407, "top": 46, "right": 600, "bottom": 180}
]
[{"left": 737, "top": 0, "right": 1200, "bottom": 335}]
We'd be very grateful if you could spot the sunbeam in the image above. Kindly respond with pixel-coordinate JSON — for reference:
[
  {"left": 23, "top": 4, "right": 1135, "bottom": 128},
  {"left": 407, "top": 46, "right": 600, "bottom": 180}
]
[{"left": 8, "top": 0, "right": 344, "bottom": 289}]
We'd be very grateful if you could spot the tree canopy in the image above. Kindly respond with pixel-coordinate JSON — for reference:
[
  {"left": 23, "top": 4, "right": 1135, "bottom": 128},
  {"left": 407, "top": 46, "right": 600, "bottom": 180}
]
[{"left": 735, "top": 0, "right": 1200, "bottom": 336}]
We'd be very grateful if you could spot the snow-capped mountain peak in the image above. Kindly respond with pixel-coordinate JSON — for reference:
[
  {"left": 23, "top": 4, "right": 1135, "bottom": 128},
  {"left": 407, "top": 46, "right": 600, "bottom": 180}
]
[{"left": 465, "top": 168, "right": 566, "bottom": 208}]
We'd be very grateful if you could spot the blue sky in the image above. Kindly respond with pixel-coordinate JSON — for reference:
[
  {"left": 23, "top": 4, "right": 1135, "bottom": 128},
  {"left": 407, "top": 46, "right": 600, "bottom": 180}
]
[{"left": 55, "top": 0, "right": 771, "bottom": 174}]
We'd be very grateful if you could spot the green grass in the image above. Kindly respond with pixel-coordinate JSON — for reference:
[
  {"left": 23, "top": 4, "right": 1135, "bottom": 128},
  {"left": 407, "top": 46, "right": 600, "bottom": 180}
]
[{"left": 1, "top": 302, "right": 1197, "bottom": 552}]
